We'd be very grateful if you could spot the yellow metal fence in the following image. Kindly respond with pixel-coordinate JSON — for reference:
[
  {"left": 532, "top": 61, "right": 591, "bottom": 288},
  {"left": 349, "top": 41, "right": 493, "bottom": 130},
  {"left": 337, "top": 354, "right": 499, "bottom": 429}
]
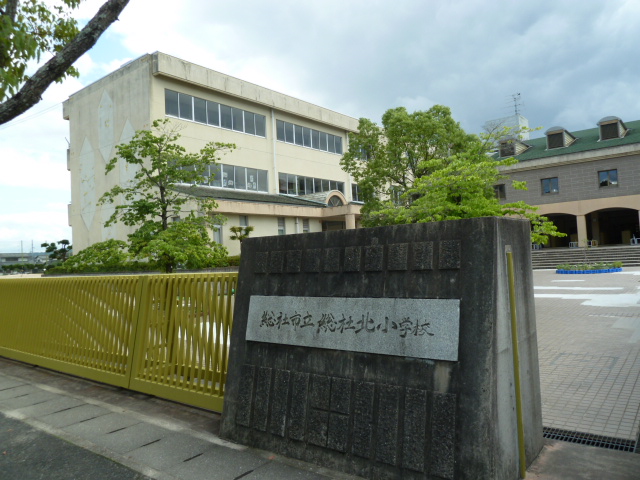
[{"left": 0, "top": 273, "right": 237, "bottom": 412}]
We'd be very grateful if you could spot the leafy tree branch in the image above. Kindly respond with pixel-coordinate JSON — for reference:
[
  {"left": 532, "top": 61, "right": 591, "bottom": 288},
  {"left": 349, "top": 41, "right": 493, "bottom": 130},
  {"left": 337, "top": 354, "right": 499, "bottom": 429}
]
[
  {"left": 0, "top": 0, "right": 130, "bottom": 125},
  {"left": 341, "top": 105, "right": 565, "bottom": 244}
]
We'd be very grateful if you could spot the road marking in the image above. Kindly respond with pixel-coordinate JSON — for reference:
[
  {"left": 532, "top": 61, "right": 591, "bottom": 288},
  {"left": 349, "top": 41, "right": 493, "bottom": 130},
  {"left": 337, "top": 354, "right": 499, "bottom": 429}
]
[
  {"left": 534, "top": 287, "right": 623, "bottom": 291},
  {"left": 534, "top": 293, "right": 640, "bottom": 307}
]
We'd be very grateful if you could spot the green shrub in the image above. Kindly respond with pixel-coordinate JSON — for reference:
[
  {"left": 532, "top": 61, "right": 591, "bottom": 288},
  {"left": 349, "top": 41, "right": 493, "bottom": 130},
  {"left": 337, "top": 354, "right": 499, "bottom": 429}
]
[
  {"left": 226, "top": 255, "right": 241, "bottom": 266},
  {"left": 556, "top": 262, "right": 623, "bottom": 271}
]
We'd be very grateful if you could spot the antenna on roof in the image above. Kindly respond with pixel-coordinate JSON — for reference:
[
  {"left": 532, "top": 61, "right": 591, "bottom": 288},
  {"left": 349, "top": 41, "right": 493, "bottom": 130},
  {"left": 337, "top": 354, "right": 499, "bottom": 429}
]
[{"left": 511, "top": 93, "right": 522, "bottom": 116}]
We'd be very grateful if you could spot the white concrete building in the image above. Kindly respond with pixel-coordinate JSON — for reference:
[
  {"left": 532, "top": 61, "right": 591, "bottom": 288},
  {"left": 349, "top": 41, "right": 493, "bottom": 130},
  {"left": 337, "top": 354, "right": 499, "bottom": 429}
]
[{"left": 63, "top": 53, "right": 362, "bottom": 256}]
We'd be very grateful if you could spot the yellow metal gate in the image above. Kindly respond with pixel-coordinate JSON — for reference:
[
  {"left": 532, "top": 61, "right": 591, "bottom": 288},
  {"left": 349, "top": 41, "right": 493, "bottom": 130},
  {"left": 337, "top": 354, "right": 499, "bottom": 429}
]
[{"left": 0, "top": 273, "right": 237, "bottom": 412}]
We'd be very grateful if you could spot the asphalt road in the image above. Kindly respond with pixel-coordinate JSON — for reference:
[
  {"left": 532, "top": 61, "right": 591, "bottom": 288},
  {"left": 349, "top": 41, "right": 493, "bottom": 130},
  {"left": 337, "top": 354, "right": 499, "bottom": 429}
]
[{"left": 0, "top": 412, "right": 150, "bottom": 480}]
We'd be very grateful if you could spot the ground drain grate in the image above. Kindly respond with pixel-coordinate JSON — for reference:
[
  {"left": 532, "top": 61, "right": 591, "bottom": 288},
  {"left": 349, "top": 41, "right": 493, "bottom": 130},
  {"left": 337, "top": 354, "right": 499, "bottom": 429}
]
[{"left": 543, "top": 427, "right": 637, "bottom": 453}]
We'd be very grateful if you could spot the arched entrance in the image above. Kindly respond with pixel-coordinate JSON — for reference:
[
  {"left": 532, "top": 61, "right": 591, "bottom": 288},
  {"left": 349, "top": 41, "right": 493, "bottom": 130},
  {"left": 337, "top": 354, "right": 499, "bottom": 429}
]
[
  {"left": 587, "top": 208, "right": 639, "bottom": 245},
  {"left": 544, "top": 213, "right": 576, "bottom": 248}
]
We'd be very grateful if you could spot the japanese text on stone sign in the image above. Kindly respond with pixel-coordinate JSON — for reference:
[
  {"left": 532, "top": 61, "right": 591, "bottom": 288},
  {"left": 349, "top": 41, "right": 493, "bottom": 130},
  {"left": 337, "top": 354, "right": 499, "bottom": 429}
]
[{"left": 259, "top": 311, "right": 435, "bottom": 338}]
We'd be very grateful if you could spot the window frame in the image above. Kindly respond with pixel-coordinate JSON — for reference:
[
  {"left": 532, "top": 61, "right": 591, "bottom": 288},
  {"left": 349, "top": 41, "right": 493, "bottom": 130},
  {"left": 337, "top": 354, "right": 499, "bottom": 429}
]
[
  {"left": 275, "top": 119, "right": 343, "bottom": 155},
  {"left": 598, "top": 169, "right": 618, "bottom": 187},
  {"left": 541, "top": 177, "right": 559, "bottom": 195},
  {"left": 164, "top": 89, "right": 266, "bottom": 138}
]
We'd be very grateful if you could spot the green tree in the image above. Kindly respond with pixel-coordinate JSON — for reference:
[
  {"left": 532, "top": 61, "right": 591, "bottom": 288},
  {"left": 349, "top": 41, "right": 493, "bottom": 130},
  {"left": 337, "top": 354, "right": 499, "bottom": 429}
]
[
  {"left": 41, "top": 239, "right": 71, "bottom": 261},
  {"left": 341, "top": 106, "right": 564, "bottom": 244},
  {"left": 61, "top": 238, "right": 128, "bottom": 272},
  {"left": 99, "top": 119, "right": 235, "bottom": 273},
  {"left": 136, "top": 215, "right": 228, "bottom": 272},
  {"left": 229, "top": 225, "right": 254, "bottom": 244},
  {"left": 0, "top": 0, "right": 130, "bottom": 125}
]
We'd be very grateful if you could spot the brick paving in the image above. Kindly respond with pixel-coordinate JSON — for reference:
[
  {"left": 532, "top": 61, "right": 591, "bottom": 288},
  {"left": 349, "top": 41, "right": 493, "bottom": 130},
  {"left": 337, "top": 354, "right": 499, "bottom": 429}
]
[{"left": 534, "top": 268, "right": 640, "bottom": 442}]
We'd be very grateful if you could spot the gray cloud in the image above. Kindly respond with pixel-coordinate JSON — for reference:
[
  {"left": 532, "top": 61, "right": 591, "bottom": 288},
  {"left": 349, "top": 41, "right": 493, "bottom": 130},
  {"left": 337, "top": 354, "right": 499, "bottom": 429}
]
[{"left": 162, "top": 0, "right": 639, "bottom": 136}]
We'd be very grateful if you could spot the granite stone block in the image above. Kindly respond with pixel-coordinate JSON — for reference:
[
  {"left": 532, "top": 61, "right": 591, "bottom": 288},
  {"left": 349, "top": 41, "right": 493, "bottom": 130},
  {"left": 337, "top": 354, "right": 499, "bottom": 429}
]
[
  {"left": 352, "top": 382, "right": 374, "bottom": 459},
  {"left": 269, "top": 369, "right": 291, "bottom": 437},
  {"left": 387, "top": 243, "right": 408, "bottom": 271},
  {"left": 269, "top": 251, "right": 284, "bottom": 273},
  {"left": 376, "top": 385, "right": 401, "bottom": 466},
  {"left": 303, "top": 249, "right": 322, "bottom": 273},
  {"left": 327, "top": 413, "right": 349, "bottom": 452},
  {"left": 307, "top": 409, "right": 329, "bottom": 447},
  {"left": 255, "top": 253, "right": 268, "bottom": 274},
  {"left": 286, "top": 250, "right": 302, "bottom": 273},
  {"left": 253, "top": 367, "right": 272, "bottom": 431},
  {"left": 364, "top": 245, "right": 384, "bottom": 271},
  {"left": 236, "top": 364, "right": 255, "bottom": 427},
  {"left": 429, "top": 392, "right": 456, "bottom": 479},
  {"left": 439, "top": 240, "right": 460, "bottom": 270},
  {"left": 288, "top": 372, "right": 309, "bottom": 441},
  {"left": 323, "top": 248, "right": 341, "bottom": 272},
  {"left": 246, "top": 296, "right": 460, "bottom": 361},
  {"left": 310, "top": 375, "right": 330, "bottom": 410},
  {"left": 402, "top": 388, "right": 427, "bottom": 472},
  {"left": 412, "top": 242, "right": 433, "bottom": 270},
  {"left": 330, "top": 377, "right": 352, "bottom": 415},
  {"left": 344, "top": 246, "right": 361, "bottom": 272}
]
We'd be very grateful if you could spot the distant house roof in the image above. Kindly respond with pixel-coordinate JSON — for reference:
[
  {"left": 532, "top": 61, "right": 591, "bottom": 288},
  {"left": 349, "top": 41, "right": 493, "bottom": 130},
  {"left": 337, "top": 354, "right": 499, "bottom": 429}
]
[
  {"left": 173, "top": 185, "right": 328, "bottom": 207},
  {"left": 507, "top": 119, "right": 640, "bottom": 162}
]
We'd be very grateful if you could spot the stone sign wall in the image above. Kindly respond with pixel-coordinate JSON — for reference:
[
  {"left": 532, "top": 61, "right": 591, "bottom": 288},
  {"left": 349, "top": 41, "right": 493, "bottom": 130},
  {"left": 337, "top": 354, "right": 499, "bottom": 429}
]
[{"left": 221, "top": 217, "right": 543, "bottom": 479}]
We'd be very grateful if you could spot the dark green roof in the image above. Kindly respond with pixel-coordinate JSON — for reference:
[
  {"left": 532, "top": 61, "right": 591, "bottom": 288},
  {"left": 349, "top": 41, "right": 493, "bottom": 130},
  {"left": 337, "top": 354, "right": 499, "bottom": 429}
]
[
  {"left": 173, "top": 185, "right": 327, "bottom": 207},
  {"left": 506, "top": 119, "right": 640, "bottom": 162}
]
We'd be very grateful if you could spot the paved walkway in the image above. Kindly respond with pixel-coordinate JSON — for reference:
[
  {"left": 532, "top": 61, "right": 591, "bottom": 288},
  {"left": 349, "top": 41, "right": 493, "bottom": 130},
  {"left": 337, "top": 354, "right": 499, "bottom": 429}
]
[
  {"left": 0, "top": 268, "right": 639, "bottom": 479},
  {"left": 534, "top": 268, "right": 640, "bottom": 442},
  {"left": 0, "top": 359, "right": 358, "bottom": 480}
]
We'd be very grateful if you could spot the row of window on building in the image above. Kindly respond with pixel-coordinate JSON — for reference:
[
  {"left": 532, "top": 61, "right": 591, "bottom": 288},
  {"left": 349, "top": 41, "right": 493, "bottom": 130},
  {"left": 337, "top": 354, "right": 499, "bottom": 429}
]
[
  {"left": 188, "top": 163, "right": 364, "bottom": 205},
  {"left": 275, "top": 120, "right": 343, "bottom": 155},
  {"left": 211, "top": 216, "right": 310, "bottom": 244},
  {"left": 165, "top": 89, "right": 267, "bottom": 137},
  {"left": 182, "top": 163, "right": 270, "bottom": 192},
  {"left": 278, "top": 172, "right": 345, "bottom": 196},
  {"left": 495, "top": 169, "right": 618, "bottom": 199},
  {"left": 165, "top": 90, "right": 345, "bottom": 157}
]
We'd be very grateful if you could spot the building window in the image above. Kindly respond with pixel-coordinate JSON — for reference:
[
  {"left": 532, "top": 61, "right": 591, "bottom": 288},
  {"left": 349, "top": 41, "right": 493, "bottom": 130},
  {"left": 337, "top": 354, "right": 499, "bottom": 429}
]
[
  {"left": 499, "top": 140, "right": 516, "bottom": 158},
  {"left": 598, "top": 116, "right": 627, "bottom": 141},
  {"left": 545, "top": 127, "right": 576, "bottom": 150},
  {"left": 208, "top": 164, "right": 268, "bottom": 192},
  {"left": 546, "top": 132, "right": 564, "bottom": 149},
  {"left": 239, "top": 215, "right": 248, "bottom": 227},
  {"left": 498, "top": 137, "right": 530, "bottom": 157},
  {"left": 541, "top": 177, "right": 559, "bottom": 195},
  {"left": 213, "top": 225, "right": 223, "bottom": 244},
  {"left": 278, "top": 173, "right": 345, "bottom": 195},
  {"left": 165, "top": 90, "right": 179, "bottom": 117},
  {"left": 165, "top": 89, "right": 266, "bottom": 137},
  {"left": 352, "top": 184, "right": 363, "bottom": 202},
  {"left": 598, "top": 169, "right": 618, "bottom": 187},
  {"left": 277, "top": 218, "right": 286, "bottom": 235},
  {"left": 600, "top": 123, "right": 618, "bottom": 140},
  {"left": 275, "top": 119, "right": 343, "bottom": 154},
  {"left": 494, "top": 184, "right": 506, "bottom": 199},
  {"left": 328, "top": 195, "right": 344, "bottom": 206},
  {"left": 302, "top": 219, "right": 310, "bottom": 233}
]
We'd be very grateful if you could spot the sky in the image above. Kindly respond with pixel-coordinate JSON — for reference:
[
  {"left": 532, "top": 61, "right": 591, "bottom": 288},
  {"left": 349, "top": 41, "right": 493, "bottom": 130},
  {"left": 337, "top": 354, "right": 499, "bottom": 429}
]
[{"left": 2, "top": 0, "right": 640, "bottom": 253}]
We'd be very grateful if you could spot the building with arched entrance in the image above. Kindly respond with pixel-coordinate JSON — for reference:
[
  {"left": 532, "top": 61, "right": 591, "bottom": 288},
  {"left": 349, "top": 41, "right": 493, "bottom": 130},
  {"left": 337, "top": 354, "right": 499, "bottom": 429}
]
[{"left": 496, "top": 116, "right": 640, "bottom": 247}]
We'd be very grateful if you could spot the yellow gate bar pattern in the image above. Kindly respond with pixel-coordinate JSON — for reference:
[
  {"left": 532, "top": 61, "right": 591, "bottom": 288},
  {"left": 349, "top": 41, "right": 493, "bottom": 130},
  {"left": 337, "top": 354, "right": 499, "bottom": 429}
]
[{"left": 0, "top": 273, "right": 237, "bottom": 412}]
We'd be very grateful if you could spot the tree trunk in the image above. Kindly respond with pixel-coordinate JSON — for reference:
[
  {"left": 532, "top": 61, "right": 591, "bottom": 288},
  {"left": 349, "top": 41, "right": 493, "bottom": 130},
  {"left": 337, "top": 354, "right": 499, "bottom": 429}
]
[{"left": 0, "top": 0, "right": 131, "bottom": 125}]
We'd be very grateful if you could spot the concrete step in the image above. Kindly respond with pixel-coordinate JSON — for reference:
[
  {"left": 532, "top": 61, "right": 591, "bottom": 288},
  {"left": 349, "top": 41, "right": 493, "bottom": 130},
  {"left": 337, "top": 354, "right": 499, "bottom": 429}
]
[{"left": 531, "top": 246, "right": 640, "bottom": 269}]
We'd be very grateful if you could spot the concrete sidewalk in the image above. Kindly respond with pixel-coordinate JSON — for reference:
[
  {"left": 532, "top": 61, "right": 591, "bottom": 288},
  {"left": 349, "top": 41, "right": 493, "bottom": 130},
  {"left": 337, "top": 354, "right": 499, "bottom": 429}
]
[{"left": 0, "top": 358, "right": 359, "bottom": 480}]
